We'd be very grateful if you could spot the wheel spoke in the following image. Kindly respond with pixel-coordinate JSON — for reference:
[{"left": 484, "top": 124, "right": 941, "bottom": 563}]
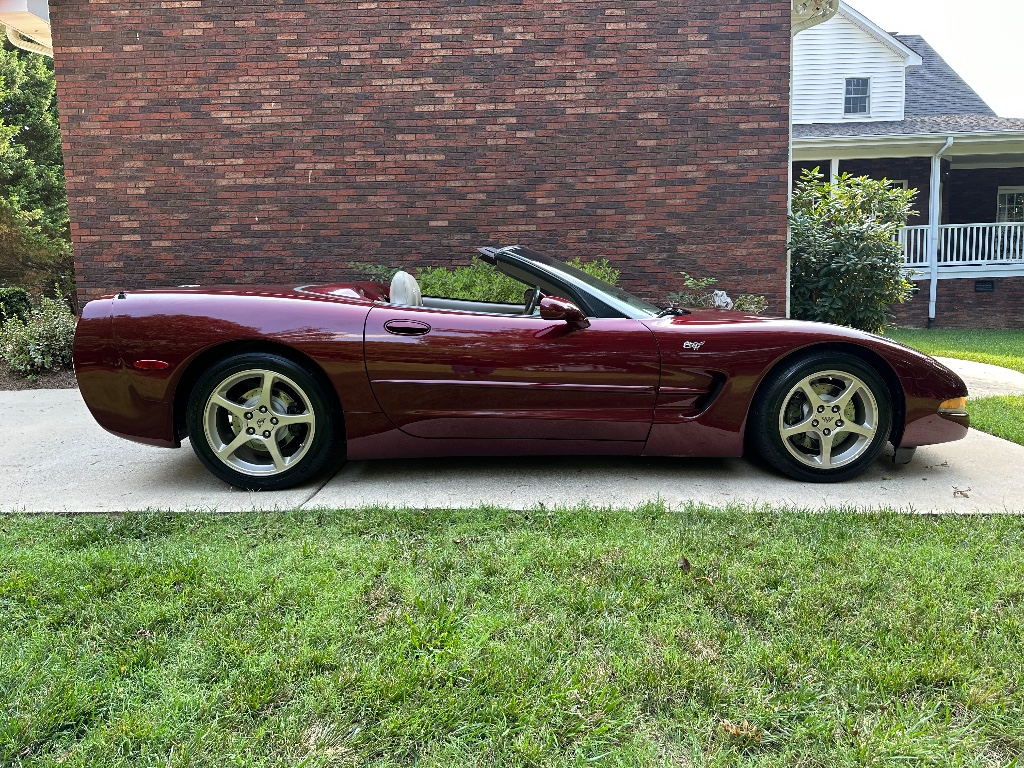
[
  {"left": 217, "top": 431, "right": 250, "bottom": 461},
  {"left": 265, "top": 436, "right": 288, "bottom": 472},
  {"left": 833, "top": 382, "right": 864, "bottom": 411},
  {"left": 258, "top": 372, "right": 277, "bottom": 407},
  {"left": 841, "top": 422, "right": 874, "bottom": 437},
  {"left": 275, "top": 412, "right": 314, "bottom": 427},
  {"left": 818, "top": 433, "right": 835, "bottom": 468},
  {"left": 782, "top": 416, "right": 816, "bottom": 439},
  {"left": 799, "top": 381, "right": 823, "bottom": 407},
  {"left": 210, "top": 394, "right": 246, "bottom": 418}
]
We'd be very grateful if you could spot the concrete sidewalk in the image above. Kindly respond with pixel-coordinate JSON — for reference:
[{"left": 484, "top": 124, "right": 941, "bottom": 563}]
[
  {"left": 936, "top": 357, "right": 1024, "bottom": 399},
  {"left": 3, "top": 389, "right": 1021, "bottom": 514}
]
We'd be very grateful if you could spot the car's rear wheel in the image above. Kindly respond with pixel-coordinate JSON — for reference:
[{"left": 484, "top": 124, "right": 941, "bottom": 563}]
[
  {"left": 750, "top": 352, "right": 892, "bottom": 483},
  {"left": 186, "top": 353, "right": 336, "bottom": 491}
]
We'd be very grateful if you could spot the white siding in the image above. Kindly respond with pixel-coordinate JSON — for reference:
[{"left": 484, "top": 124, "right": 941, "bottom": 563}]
[{"left": 793, "top": 12, "right": 908, "bottom": 124}]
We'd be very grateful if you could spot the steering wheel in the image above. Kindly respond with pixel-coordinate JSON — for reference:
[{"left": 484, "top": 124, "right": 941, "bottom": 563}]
[{"left": 523, "top": 287, "right": 542, "bottom": 315}]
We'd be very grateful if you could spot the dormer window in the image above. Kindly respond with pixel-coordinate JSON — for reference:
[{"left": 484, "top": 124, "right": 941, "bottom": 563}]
[{"left": 844, "top": 78, "right": 870, "bottom": 116}]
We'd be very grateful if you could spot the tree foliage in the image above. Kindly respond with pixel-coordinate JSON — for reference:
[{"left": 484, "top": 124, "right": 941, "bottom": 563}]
[
  {"left": 0, "top": 41, "right": 71, "bottom": 293},
  {"left": 789, "top": 169, "right": 916, "bottom": 334}
]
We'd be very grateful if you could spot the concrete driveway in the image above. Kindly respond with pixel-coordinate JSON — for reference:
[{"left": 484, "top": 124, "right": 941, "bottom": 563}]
[{"left": 2, "top": 385, "right": 1021, "bottom": 514}]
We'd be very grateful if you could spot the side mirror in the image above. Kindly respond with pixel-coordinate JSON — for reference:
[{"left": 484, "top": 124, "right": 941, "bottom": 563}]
[{"left": 539, "top": 296, "right": 590, "bottom": 329}]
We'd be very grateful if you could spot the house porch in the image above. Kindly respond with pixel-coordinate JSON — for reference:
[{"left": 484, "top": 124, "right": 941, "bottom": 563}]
[{"left": 792, "top": 133, "right": 1024, "bottom": 328}]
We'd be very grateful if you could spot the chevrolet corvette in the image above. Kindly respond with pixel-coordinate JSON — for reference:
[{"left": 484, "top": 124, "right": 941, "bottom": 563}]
[{"left": 73, "top": 245, "right": 970, "bottom": 490}]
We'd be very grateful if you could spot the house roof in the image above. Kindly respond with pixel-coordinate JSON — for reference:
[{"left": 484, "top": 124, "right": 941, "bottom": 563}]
[
  {"left": 795, "top": 27, "right": 1014, "bottom": 142},
  {"left": 896, "top": 35, "right": 995, "bottom": 117},
  {"left": 795, "top": 115, "right": 1024, "bottom": 139}
]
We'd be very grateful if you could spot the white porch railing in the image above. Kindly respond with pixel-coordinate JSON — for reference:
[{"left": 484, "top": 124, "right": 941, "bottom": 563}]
[{"left": 900, "top": 223, "right": 1024, "bottom": 274}]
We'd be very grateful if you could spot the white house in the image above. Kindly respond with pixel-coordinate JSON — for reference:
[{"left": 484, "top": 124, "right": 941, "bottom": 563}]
[{"left": 793, "top": 2, "right": 1024, "bottom": 328}]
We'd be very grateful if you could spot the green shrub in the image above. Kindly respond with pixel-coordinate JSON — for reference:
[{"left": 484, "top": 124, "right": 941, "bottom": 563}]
[
  {"left": 565, "top": 256, "right": 620, "bottom": 286},
  {"left": 789, "top": 169, "right": 916, "bottom": 334},
  {"left": 0, "top": 294, "right": 77, "bottom": 374},
  {"left": 350, "top": 257, "right": 622, "bottom": 304},
  {"left": 0, "top": 286, "right": 32, "bottom": 323},
  {"left": 418, "top": 261, "right": 525, "bottom": 303},
  {"left": 667, "top": 273, "right": 768, "bottom": 314},
  {"left": 346, "top": 261, "right": 400, "bottom": 284}
]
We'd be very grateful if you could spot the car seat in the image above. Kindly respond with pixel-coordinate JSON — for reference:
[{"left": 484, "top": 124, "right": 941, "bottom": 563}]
[{"left": 389, "top": 270, "right": 423, "bottom": 307}]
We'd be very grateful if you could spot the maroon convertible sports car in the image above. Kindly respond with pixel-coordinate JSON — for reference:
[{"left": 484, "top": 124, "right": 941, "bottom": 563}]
[{"left": 73, "top": 245, "right": 970, "bottom": 491}]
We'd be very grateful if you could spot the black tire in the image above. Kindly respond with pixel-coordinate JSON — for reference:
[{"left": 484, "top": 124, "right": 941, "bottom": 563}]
[
  {"left": 186, "top": 353, "right": 337, "bottom": 491},
  {"left": 749, "top": 352, "right": 892, "bottom": 483}
]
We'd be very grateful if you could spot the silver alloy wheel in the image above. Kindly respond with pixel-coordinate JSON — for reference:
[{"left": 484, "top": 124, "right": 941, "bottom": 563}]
[
  {"left": 777, "top": 369, "right": 879, "bottom": 470},
  {"left": 202, "top": 368, "right": 317, "bottom": 477}
]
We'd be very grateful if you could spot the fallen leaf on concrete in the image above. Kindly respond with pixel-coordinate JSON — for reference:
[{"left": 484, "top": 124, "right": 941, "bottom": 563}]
[{"left": 953, "top": 486, "right": 971, "bottom": 498}]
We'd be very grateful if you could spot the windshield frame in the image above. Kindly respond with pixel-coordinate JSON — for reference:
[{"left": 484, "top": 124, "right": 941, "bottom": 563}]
[{"left": 482, "top": 245, "right": 662, "bottom": 320}]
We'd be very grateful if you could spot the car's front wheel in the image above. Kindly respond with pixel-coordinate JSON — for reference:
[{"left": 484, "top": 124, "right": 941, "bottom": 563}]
[
  {"left": 186, "top": 353, "right": 337, "bottom": 491},
  {"left": 749, "top": 352, "right": 892, "bottom": 483}
]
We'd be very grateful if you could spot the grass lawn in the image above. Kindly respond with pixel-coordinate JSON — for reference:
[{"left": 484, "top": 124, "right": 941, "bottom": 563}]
[
  {"left": 965, "top": 395, "right": 1024, "bottom": 447},
  {"left": 2, "top": 506, "right": 1023, "bottom": 767},
  {"left": 887, "top": 329, "right": 1024, "bottom": 375}
]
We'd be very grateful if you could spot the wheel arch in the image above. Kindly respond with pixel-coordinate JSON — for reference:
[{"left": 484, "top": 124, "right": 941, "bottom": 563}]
[
  {"left": 172, "top": 339, "right": 344, "bottom": 442},
  {"left": 746, "top": 342, "right": 906, "bottom": 445}
]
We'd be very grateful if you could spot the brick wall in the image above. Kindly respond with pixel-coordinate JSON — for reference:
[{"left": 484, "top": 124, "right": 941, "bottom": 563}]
[
  {"left": 948, "top": 167, "right": 1024, "bottom": 224},
  {"left": 892, "top": 277, "right": 1024, "bottom": 329},
  {"left": 50, "top": 1, "right": 792, "bottom": 312}
]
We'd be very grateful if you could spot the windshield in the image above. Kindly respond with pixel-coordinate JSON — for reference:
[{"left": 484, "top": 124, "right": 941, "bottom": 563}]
[{"left": 496, "top": 246, "right": 662, "bottom": 318}]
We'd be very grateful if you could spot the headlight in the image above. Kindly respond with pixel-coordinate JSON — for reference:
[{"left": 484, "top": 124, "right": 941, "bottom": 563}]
[{"left": 939, "top": 397, "right": 967, "bottom": 414}]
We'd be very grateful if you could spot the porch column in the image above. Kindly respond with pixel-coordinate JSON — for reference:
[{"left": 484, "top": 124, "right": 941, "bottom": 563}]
[
  {"left": 829, "top": 158, "right": 839, "bottom": 184},
  {"left": 927, "top": 137, "right": 954, "bottom": 327}
]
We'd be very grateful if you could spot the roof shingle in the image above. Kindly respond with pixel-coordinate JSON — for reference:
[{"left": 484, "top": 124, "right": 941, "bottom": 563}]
[
  {"left": 896, "top": 35, "right": 995, "bottom": 118},
  {"left": 795, "top": 115, "right": 1024, "bottom": 139}
]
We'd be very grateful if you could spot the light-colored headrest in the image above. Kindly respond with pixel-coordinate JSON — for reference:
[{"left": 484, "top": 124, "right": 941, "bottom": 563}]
[{"left": 389, "top": 270, "right": 423, "bottom": 307}]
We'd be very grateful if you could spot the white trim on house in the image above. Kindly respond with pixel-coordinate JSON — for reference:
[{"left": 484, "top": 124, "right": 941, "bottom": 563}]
[
  {"left": 950, "top": 158, "right": 1024, "bottom": 170},
  {"left": 836, "top": 2, "right": 922, "bottom": 62},
  {"left": 0, "top": 0, "right": 52, "bottom": 56},
  {"left": 794, "top": 131, "right": 1024, "bottom": 161}
]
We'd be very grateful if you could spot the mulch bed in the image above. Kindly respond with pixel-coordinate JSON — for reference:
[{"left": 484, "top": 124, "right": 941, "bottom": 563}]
[{"left": 0, "top": 366, "right": 78, "bottom": 391}]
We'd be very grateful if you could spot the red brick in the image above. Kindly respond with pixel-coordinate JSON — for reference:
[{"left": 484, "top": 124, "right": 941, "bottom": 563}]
[{"left": 51, "top": 1, "right": 792, "bottom": 312}]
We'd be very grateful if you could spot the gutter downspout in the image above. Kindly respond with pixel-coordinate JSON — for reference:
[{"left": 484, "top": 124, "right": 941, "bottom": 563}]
[{"left": 927, "top": 136, "right": 954, "bottom": 328}]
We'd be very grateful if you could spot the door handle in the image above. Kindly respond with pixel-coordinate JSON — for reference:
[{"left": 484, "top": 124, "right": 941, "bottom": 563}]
[{"left": 384, "top": 319, "right": 431, "bottom": 336}]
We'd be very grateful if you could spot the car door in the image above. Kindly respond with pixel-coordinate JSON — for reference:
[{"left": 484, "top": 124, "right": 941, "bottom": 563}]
[{"left": 364, "top": 305, "right": 661, "bottom": 441}]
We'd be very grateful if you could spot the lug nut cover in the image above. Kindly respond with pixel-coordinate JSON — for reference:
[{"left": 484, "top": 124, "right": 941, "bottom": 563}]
[
  {"left": 262, "top": 431, "right": 272, "bottom": 438},
  {"left": 259, "top": 406, "right": 268, "bottom": 413},
  {"left": 246, "top": 428, "right": 256, "bottom": 435},
  {"left": 271, "top": 418, "right": 279, "bottom": 425},
  {"left": 817, "top": 405, "right": 825, "bottom": 413}
]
